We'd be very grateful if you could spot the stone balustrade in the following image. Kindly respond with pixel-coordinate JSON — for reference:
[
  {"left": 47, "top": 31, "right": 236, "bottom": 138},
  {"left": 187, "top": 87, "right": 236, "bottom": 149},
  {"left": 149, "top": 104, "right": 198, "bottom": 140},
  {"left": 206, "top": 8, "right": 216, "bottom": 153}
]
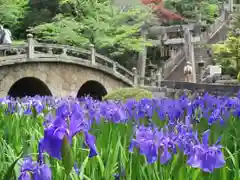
[{"left": 0, "top": 34, "right": 135, "bottom": 86}]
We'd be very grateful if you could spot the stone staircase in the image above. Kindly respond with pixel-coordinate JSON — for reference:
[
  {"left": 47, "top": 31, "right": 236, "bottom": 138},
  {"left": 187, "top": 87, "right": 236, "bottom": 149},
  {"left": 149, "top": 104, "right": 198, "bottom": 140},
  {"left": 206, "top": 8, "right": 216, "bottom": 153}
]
[{"left": 162, "top": 3, "right": 237, "bottom": 82}]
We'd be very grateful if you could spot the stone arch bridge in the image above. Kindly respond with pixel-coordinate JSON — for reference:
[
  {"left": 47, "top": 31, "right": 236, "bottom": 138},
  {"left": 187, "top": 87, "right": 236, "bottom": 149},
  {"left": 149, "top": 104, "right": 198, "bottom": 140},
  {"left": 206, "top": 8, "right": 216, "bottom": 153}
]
[{"left": 0, "top": 34, "right": 137, "bottom": 99}]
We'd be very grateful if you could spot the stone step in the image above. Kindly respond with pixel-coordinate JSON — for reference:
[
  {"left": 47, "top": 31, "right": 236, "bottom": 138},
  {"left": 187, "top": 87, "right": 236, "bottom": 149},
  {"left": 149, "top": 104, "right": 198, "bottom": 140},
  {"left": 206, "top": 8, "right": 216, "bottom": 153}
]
[
  {"left": 163, "top": 3, "right": 234, "bottom": 81},
  {"left": 152, "top": 92, "right": 166, "bottom": 98}
]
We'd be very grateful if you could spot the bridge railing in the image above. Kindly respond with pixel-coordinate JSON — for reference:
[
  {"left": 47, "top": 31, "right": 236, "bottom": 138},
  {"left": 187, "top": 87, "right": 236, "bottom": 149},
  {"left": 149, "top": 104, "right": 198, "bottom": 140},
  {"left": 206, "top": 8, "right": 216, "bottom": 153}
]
[
  {"left": 0, "top": 44, "right": 28, "bottom": 56},
  {"left": 0, "top": 34, "right": 135, "bottom": 85}
]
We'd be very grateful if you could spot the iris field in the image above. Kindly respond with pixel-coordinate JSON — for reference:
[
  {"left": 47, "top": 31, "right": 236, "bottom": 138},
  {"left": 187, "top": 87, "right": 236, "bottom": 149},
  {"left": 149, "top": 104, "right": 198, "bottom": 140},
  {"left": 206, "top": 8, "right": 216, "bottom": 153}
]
[{"left": 0, "top": 93, "right": 240, "bottom": 179}]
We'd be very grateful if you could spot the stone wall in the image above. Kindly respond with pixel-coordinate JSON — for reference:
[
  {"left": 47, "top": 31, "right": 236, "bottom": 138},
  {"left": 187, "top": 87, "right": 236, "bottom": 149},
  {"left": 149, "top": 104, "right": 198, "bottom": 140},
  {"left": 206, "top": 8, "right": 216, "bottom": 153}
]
[
  {"left": 145, "top": 80, "right": 240, "bottom": 98},
  {"left": 0, "top": 62, "right": 129, "bottom": 97}
]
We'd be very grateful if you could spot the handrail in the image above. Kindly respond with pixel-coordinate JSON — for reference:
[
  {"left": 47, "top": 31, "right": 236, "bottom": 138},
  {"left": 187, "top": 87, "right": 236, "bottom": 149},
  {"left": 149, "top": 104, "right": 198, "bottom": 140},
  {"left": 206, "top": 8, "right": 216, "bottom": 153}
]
[
  {"left": 162, "top": 49, "right": 184, "bottom": 77},
  {"left": 200, "top": 10, "right": 228, "bottom": 42},
  {"left": 0, "top": 44, "right": 27, "bottom": 50},
  {"left": 34, "top": 43, "right": 92, "bottom": 55}
]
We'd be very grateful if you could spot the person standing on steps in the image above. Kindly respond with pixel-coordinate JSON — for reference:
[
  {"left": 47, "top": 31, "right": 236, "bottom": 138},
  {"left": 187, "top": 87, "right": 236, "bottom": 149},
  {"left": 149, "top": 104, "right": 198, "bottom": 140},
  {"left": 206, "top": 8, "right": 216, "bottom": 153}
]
[{"left": 184, "top": 61, "right": 193, "bottom": 82}]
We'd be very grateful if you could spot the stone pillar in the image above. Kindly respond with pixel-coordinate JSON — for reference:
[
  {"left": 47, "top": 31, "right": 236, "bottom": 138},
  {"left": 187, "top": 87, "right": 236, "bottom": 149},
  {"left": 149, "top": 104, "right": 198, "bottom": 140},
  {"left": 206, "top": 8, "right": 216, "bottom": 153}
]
[
  {"left": 156, "top": 68, "right": 162, "bottom": 87},
  {"left": 198, "top": 56, "right": 205, "bottom": 82},
  {"left": 113, "top": 62, "right": 117, "bottom": 74},
  {"left": 132, "top": 67, "right": 138, "bottom": 86},
  {"left": 224, "top": 9, "right": 229, "bottom": 21},
  {"left": 0, "top": 49, "right": 3, "bottom": 57},
  {"left": 47, "top": 47, "right": 53, "bottom": 54},
  {"left": 170, "top": 48, "right": 175, "bottom": 58},
  {"left": 150, "top": 69, "right": 156, "bottom": 86},
  {"left": 162, "top": 33, "right": 168, "bottom": 41},
  {"left": 218, "top": 2, "right": 224, "bottom": 15},
  {"left": 183, "top": 28, "right": 196, "bottom": 83},
  {"left": 138, "top": 29, "right": 148, "bottom": 86},
  {"left": 196, "top": 7, "right": 202, "bottom": 24},
  {"left": 228, "top": 0, "right": 234, "bottom": 12},
  {"left": 27, "top": 33, "right": 34, "bottom": 59},
  {"left": 90, "top": 44, "right": 95, "bottom": 65}
]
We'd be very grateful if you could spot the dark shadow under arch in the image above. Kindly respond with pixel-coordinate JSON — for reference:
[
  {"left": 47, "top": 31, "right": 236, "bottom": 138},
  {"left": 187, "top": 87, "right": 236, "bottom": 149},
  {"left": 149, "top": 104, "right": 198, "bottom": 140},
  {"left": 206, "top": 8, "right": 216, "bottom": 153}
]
[
  {"left": 8, "top": 77, "right": 52, "bottom": 98},
  {"left": 77, "top": 80, "right": 107, "bottom": 100}
]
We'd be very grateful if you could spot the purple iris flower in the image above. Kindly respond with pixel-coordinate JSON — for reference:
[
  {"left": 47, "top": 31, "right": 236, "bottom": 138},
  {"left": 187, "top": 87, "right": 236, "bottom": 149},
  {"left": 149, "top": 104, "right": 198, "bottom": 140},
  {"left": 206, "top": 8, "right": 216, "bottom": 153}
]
[
  {"left": 187, "top": 130, "right": 225, "bottom": 172},
  {"left": 130, "top": 126, "right": 172, "bottom": 164},
  {"left": 137, "top": 99, "right": 154, "bottom": 119},
  {"left": 40, "top": 102, "right": 98, "bottom": 160},
  {"left": 18, "top": 157, "right": 52, "bottom": 180},
  {"left": 208, "top": 109, "right": 222, "bottom": 126},
  {"left": 74, "top": 162, "right": 80, "bottom": 175},
  {"left": 100, "top": 102, "right": 128, "bottom": 123},
  {"left": 18, "top": 172, "right": 32, "bottom": 180},
  {"left": 23, "top": 104, "right": 32, "bottom": 115},
  {"left": 32, "top": 100, "right": 44, "bottom": 114},
  {"left": 33, "top": 164, "right": 52, "bottom": 180}
]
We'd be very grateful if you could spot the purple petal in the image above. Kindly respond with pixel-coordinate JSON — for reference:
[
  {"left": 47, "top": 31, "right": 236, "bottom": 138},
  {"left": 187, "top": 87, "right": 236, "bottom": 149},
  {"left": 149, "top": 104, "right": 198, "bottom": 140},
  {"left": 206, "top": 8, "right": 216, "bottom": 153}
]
[
  {"left": 33, "top": 164, "right": 52, "bottom": 180},
  {"left": 42, "top": 127, "right": 67, "bottom": 159},
  {"left": 160, "top": 145, "right": 172, "bottom": 164},
  {"left": 18, "top": 172, "right": 32, "bottom": 180},
  {"left": 84, "top": 132, "right": 98, "bottom": 158},
  {"left": 202, "top": 130, "right": 210, "bottom": 146}
]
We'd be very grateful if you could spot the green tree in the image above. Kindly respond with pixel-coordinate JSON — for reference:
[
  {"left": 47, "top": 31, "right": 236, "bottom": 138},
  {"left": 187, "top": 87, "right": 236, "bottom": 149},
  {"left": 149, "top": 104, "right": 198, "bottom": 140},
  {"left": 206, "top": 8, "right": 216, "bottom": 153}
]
[
  {"left": 0, "top": 0, "right": 28, "bottom": 38},
  {"left": 212, "top": 35, "right": 240, "bottom": 77},
  {"left": 164, "top": 0, "right": 221, "bottom": 24},
  {"left": 212, "top": 11, "right": 240, "bottom": 78},
  {"left": 29, "top": 0, "right": 153, "bottom": 68},
  {"left": 22, "top": 0, "right": 61, "bottom": 33}
]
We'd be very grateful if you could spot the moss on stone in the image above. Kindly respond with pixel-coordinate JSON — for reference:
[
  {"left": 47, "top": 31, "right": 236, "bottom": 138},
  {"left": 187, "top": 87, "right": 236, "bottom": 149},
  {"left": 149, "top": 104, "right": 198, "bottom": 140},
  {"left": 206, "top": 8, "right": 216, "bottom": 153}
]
[{"left": 103, "top": 87, "right": 153, "bottom": 101}]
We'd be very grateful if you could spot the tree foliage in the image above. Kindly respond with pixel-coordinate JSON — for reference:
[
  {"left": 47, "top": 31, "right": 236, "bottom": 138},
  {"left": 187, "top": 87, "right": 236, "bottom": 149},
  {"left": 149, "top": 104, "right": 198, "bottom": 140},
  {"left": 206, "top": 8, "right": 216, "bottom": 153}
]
[
  {"left": 212, "top": 12, "right": 240, "bottom": 78},
  {"left": 29, "top": 0, "right": 154, "bottom": 68},
  {"left": 212, "top": 35, "right": 240, "bottom": 78},
  {"left": 164, "top": 0, "right": 221, "bottom": 24},
  {"left": 32, "top": 1, "right": 152, "bottom": 48},
  {"left": 0, "top": 0, "right": 226, "bottom": 69},
  {"left": 0, "top": 0, "right": 27, "bottom": 38}
]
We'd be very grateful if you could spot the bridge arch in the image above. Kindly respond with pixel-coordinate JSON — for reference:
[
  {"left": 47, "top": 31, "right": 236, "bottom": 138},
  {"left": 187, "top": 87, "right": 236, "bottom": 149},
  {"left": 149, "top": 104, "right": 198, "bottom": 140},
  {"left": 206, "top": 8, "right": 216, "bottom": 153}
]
[
  {"left": 0, "top": 41, "right": 133, "bottom": 97},
  {"left": 77, "top": 80, "right": 107, "bottom": 100},
  {"left": 8, "top": 77, "right": 52, "bottom": 98},
  {"left": 0, "top": 62, "right": 130, "bottom": 97}
]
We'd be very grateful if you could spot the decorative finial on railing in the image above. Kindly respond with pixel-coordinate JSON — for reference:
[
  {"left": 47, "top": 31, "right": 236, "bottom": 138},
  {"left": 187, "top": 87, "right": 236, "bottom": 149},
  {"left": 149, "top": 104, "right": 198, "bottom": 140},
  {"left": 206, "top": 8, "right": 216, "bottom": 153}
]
[
  {"left": 89, "top": 44, "right": 95, "bottom": 65},
  {"left": 27, "top": 33, "right": 33, "bottom": 38},
  {"left": 132, "top": 67, "right": 137, "bottom": 73},
  {"left": 27, "top": 33, "right": 34, "bottom": 59},
  {"left": 132, "top": 67, "right": 138, "bottom": 86}
]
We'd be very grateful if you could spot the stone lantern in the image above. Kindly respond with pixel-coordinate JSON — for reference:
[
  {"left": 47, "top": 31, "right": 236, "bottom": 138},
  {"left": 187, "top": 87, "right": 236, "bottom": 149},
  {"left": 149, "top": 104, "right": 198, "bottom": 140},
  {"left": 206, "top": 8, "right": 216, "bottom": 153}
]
[{"left": 235, "top": 28, "right": 240, "bottom": 36}]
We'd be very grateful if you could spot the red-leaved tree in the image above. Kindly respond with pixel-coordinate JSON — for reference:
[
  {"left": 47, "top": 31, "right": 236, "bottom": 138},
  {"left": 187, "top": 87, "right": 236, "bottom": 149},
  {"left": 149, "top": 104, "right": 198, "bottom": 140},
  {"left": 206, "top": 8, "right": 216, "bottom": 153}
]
[{"left": 141, "top": 0, "right": 184, "bottom": 21}]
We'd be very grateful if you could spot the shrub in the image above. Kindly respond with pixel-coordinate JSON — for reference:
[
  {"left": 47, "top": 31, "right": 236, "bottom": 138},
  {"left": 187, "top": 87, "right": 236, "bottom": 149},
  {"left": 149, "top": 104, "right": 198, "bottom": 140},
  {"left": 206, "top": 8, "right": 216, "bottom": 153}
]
[{"left": 103, "top": 87, "right": 153, "bottom": 101}]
